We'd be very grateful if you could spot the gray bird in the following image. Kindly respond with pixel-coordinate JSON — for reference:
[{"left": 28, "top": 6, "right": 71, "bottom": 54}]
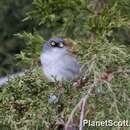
[{"left": 40, "top": 38, "right": 80, "bottom": 82}]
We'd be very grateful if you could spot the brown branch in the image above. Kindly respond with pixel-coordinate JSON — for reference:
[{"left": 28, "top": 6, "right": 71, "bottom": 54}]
[
  {"left": 95, "top": 0, "right": 107, "bottom": 15},
  {"left": 79, "top": 82, "right": 96, "bottom": 130},
  {"left": 65, "top": 82, "right": 97, "bottom": 130},
  {"left": 65, "top": 98, "right": 83, "bottom": 130}
]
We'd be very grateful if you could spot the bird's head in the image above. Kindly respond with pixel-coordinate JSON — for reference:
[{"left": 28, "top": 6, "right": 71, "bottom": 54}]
[{"left": 43, "top": 38, "right": 77, "bottom": 54}]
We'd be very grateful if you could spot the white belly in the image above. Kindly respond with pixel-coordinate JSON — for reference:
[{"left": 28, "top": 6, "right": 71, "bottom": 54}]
[
  {"left": 43, "top": 63, "right": 66, "bottom": 81},
  {"left": 40, "top": 50, "right": 80, "bottom": 82}
]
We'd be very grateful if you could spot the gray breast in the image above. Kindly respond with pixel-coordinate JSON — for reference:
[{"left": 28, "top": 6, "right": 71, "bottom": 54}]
[{"left": 40, "top": 48, "right": 80, "bottom": 81}]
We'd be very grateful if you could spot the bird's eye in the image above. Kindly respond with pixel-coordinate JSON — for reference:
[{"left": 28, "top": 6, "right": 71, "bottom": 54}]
[
  {"left": 59, "top": 42, "right": 64, "bottom": 47},
  {"left": 50, "top": 42, "right": 56, "bottom": 46}
]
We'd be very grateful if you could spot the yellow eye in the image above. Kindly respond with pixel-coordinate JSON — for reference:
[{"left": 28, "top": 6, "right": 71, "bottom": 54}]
[
  {"left": 59, "top": 42, "right": 64, "bottom": 47},
  {"left": 51, "top": 42, "right": 56, "bottom": 46}
]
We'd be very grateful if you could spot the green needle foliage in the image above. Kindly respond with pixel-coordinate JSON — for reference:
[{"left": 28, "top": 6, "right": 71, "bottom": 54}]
[{"left": 0, "top": 0, "right": 130, "bottom": 130}]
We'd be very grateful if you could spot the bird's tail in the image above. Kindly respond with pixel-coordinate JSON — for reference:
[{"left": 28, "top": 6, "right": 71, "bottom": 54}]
[{"left": 0, "top": 72, "right": 25, "bottom": 87}]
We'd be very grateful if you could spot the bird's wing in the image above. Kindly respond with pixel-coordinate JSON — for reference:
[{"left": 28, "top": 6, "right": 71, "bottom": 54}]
[{"left": 61, "top": 54, "right": 80, "bottom": 76}]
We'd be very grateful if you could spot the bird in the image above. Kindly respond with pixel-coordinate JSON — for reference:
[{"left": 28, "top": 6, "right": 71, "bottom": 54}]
[{"left": 40, "top": 38, "right": 80, "bottom": 82}]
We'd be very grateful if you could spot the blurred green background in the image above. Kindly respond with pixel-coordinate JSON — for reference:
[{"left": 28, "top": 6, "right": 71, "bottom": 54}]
[{"left": 0, "top": 0, "right": 33, "bottom": 76}]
